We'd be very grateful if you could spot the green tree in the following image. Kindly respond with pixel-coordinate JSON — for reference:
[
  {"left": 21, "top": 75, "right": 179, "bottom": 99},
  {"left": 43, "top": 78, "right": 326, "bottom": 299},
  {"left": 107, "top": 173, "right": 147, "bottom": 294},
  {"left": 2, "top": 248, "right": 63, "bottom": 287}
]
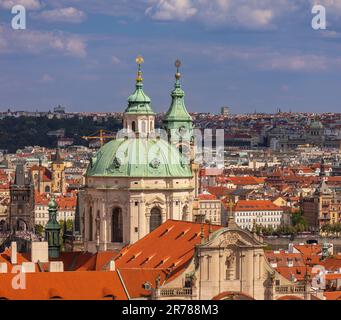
[
  {"left": 34, "top": 224, "right": 44, "bottom": 236},
  {"left": 291, "top": 211, "right": 307, "bottom": 228}
]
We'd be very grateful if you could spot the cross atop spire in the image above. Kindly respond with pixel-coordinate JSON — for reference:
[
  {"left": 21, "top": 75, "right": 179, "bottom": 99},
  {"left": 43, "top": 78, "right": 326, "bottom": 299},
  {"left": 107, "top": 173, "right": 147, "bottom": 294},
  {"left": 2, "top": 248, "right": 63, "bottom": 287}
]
[
  {"left": 136, "top": 55, "right": 144, "bottom": 85},
  {"left": 175, "top": 59, "right": 181, "bottom": 81}
]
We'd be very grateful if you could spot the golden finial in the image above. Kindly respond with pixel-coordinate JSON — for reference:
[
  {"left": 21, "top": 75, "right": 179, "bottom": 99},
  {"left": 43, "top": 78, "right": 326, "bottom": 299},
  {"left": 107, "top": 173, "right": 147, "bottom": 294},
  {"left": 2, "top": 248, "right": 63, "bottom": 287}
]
[
  {"left": 175, "top": 59, "right": 181, "bottom": 79},
  {"left": 136, "top": 55, "right": 144, "bottom": 82},
  {"left": 136, "top": 55, "right": 144, "bottom": 66}
]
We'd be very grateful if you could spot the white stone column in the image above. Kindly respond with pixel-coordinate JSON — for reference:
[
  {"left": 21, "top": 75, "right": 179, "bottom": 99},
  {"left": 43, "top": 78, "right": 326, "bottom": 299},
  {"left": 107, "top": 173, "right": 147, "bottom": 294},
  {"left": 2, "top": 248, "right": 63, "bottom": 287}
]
[
  {"left": 246, "top": 250, "right": 253, "bottom": 293},
  {"left": 101, "top": 200, "right": 107, "bottom": 251},
  {"left": 138, "top": 200, "right": 142, "bottom": 240},
  {"left": 259, "top": 253, "right": 263, "bottom": 280},
  {"left": 140, "top": 199, "right": 146, "bottom": 237},
  {"left": 146, "top": 214, "right": 151, "bottom": 234}
]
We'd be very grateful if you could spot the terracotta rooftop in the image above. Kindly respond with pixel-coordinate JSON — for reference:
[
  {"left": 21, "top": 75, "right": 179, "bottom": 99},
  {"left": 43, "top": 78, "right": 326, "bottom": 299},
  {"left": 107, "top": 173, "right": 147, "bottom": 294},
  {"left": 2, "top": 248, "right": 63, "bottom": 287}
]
[{"left": 234, "top": 200, "right": 282, "bottom": 212}]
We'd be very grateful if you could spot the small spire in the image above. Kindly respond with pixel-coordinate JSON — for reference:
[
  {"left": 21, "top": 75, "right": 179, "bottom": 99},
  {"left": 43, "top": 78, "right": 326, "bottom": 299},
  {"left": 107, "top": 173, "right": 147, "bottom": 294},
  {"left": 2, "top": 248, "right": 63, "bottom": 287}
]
[
  {"left": 135, "top": 55, "right": 144, "bottom": 86},
  {"left": 48, "top": 197, "right": 58, "bottom": 210},
  {"left": 175, "top": 59, "right": 181, "bottom": 80}
]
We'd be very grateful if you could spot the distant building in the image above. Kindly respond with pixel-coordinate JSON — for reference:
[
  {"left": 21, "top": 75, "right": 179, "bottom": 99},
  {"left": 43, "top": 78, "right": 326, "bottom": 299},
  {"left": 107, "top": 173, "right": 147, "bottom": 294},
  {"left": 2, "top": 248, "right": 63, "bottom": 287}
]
[
  {"left": 196, "top": 193, "right": 222, "bottom": 225},
  {"left": 51, "top": 149, "right": 66, "bottom": 194},
  {"left": 35, "top": 193, "right": 76, "bottom": 227},
  {"left": 57, "top": 138, "right": 74, "bottom": 148},
  {"left": 54, "top": 105, "right": 66, "bottom": 114},
  {"left": 30, "top": 165, "right": 52, "bottom": 194},
  {"left": 302, "top": 180, "right": 341, "bottom": 231},
  {"left": 233, "top": 200, "right": 284, "bottom": 230},
  {"left": 221, "top": 106, "right": 230, "bottom": 116}
]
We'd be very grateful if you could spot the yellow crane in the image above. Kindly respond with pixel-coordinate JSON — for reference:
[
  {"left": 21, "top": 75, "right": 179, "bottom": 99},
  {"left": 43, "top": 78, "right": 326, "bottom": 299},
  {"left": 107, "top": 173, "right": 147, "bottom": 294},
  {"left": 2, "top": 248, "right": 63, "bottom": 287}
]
[{"left": 82, "top": 129, "right": 116, "bottom": 147}]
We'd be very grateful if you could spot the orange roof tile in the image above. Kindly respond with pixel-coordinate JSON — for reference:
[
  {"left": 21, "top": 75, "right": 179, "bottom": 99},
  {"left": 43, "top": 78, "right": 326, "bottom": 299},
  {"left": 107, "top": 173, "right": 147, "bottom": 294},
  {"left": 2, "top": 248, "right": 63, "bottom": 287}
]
[
  {"left": 234, "top": 200, "right": 282, "bottom": 212},
  {"left": 324, "top": 291, "right": 341, "bottom": 300},
  {"left": 115, "top": 220, "right": 223, "bottom": 283},
  {"left": 0, "top": 271, "right": 127, "bottom": 300}
]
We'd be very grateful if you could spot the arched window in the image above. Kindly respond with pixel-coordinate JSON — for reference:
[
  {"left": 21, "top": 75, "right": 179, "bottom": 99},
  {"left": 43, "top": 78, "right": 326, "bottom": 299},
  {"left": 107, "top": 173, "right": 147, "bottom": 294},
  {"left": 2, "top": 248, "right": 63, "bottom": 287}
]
[
  {"left": 112, "top": 207, "right": 123, "bottom": 243},
  {"left": 142, "top": 121, "right": 146, "bottom": 133},
  {"left": 132, "top": 121, "right": 136, "bottom": 133},
  {"left": 45, "top": 186, "right": 50, "bottom": 193},
  {"left": 182, "top": 205, "right": 188, "bottom": 221},
  {"left": 89, "top": 206, "right": 93, "bottom": 241},
  {"left": 150, "top": 207, "right": 162, "bottom": 232}
]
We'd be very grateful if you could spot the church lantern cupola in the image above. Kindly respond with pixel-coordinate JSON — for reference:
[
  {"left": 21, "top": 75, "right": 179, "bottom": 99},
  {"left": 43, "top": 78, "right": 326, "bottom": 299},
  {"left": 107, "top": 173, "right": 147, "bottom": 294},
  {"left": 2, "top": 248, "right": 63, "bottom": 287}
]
[
  {"left": 163, "top": 60, "right": 193, "bottom": 154},
  {"left": 123, "top": 55, "right": 155, "bottom": 137},
  {"left": 45, "top": 198, "right": 61, "bottom": 259}
]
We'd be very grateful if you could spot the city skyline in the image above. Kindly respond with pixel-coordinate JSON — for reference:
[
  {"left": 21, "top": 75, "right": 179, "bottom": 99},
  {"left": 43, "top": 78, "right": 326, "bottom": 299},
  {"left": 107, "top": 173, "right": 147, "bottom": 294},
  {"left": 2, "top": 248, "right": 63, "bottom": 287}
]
[{"left": 0, "top": 1, "right": 341, "bottom": 113}]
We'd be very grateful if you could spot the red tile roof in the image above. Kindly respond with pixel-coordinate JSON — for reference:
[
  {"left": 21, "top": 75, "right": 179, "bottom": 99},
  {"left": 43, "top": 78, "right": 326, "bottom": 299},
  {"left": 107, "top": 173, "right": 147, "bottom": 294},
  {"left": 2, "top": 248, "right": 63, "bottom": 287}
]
[
  {"left": 324, "top": 291, "right": 341, "bottom": 300},
  {"left": 234, "top": 200, "right": 282, "bottom": 212},
  {"left": 0, "top": 271, "right": 127, "bottom": 300},
  {"left": 115, "top": 220, "right": 223, "bottom": 284},
  {"left": 198, "top": 193, "right": 217, "bottom": 200}
]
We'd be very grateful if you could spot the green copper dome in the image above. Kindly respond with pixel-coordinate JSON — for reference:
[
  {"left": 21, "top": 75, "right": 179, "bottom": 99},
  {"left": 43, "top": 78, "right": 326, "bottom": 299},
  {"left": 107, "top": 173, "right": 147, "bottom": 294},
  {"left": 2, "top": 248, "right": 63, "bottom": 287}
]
[
  {"left": 86, "top": 138, "right": 192, "bottom": 178},
  {"left": 310, "top": 120, "right": 323, "bottom": 129},
  {"left": 125, "top": 59, "right": 155, "bottom": 115}
]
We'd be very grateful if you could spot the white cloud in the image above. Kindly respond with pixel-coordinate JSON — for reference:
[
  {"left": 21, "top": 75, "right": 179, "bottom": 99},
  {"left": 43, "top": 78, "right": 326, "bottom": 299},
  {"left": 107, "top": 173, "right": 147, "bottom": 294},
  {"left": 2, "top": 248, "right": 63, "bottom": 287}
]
[
  {"left": 199, "top": 44, "right": 340, "bottom": 72},
  {"left": 0, "top": 24, "right": 87, "bottom": 58},
  {"left": 146, "top": 0, "right": 300, "bottom": 28},
  {"left": 34, "top": 7, "right": 87, "bottom": 24},
  {"left": 146, "top": 0, "right": 197, "bottom": 21},
  {"left": 0, "top": 0, "right": 42, "bottom": 10},
  {"left": 311, "top": 0, "right": 341, "bottom": 13},
  {"left": 261, "top": 54, "right": 329, "bottom": 71}
]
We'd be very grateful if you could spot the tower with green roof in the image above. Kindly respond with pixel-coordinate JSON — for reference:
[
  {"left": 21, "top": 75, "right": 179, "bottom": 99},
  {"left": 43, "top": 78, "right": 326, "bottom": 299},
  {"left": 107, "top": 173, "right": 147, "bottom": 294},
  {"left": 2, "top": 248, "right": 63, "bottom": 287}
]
[
  {"left": 45, "top": 198, "right": 61, "bottom": 258},
  {"left": 163, "top": 60, "right": 193, "bottom": 155},
  {"left": 123, "top": 55, "right": 155, "bottom": 136}
]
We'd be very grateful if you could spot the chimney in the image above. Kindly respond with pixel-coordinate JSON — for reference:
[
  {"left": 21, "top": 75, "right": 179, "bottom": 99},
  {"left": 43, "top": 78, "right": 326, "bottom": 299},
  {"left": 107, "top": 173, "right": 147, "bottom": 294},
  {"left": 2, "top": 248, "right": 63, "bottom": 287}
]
[
  {"left": 0, "top": 262, "right": 8, "bottom": 273},
  {"left": 288, "top": 243, "right": 294, "bottom": 253},
  {"left": 31, "top": 242, "right": 49, "bottom": 263},
  {"left": 49, "top": 261, "right": 64, "bottom": 273},
  {"left": 109, "top": 260, "right": 116, "bottom": 271},
  {"left": 11, "top": 242, "right": 17, "bottom": 265}
]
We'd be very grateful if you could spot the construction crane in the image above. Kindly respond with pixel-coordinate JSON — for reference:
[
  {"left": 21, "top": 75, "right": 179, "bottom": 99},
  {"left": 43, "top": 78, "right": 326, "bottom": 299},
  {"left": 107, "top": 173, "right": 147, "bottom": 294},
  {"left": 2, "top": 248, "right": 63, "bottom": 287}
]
[{"left": 82, "top": 129, "right": 116, "bottom": 147}]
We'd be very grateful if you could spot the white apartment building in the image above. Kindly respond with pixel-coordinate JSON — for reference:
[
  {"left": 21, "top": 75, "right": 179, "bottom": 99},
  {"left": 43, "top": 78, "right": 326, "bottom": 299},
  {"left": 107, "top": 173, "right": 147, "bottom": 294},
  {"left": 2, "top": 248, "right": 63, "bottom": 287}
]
[{"left": 234, "top": 200, "right": 284, "bottom": 230}]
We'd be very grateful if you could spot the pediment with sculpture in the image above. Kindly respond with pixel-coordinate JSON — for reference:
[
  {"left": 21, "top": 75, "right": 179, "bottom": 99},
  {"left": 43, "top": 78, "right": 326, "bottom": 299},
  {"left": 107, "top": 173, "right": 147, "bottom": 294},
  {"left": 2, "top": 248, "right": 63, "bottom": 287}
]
[{"left": 203, "top": 228, "right": 265, "bottom": 249}]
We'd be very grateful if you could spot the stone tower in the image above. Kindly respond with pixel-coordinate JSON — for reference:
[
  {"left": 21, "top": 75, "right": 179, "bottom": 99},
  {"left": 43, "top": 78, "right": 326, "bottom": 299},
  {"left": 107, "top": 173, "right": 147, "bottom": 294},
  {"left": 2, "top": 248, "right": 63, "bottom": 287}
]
[
  {"left": 51, "top": 148, "right": 66, "bottom": 194},
  {"left": 9, "top": 163, "right": 34, "bottom": 232}
]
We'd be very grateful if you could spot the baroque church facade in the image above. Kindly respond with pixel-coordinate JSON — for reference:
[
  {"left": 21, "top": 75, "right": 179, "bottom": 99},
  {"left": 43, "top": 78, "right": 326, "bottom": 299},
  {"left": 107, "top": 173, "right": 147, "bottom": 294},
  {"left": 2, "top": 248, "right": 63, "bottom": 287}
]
[{"left": 80, "top": 58, "right": 199, "bottom": 252}]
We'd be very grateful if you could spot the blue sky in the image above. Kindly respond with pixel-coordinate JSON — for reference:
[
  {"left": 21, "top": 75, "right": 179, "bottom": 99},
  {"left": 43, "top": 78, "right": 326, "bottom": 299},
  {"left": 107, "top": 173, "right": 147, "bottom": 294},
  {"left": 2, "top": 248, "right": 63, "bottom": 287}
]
[{"left": 0, "top": 0, "right": 341, "bottom": 113}]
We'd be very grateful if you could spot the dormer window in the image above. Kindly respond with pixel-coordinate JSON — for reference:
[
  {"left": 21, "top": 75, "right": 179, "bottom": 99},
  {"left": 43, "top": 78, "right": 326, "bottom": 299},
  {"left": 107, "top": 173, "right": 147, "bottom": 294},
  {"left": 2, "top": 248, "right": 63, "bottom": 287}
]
[{"left": 143, "top": 282, "right": 152, "bottom": 291}]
